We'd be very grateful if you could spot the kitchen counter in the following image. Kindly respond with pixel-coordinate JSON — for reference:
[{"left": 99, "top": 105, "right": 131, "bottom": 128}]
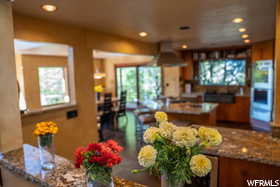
[
  {"left": 199, "top": 126, "right": 280, "bottom": 167},
  {"left": 0, "top": 144, "right": 145, "bottom": 187},
  {"left": 144, "top": 101, "right": 218, "bottom": 115}
]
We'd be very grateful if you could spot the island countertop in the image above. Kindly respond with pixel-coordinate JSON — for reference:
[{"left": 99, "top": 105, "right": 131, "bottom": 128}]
[
  {"left": 200, "top": 126, "right": 280, "bottom": 167},
  {"left": 143, "top": 101, "right": 218, "bottom": 115},
  {"left": 0, "top": 144, "right": 145, "bottom": 187}
]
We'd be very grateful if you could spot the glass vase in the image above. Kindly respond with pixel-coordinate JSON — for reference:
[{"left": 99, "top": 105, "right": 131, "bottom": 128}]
[
  {"left": 161, "top": 173, "right": 184, "bottom": 187},
  {"left": 38, "top": 134, "right": 55, "bottom": 170},
  {"left": 87, "top": 173, "right": 114, "bottom": 187}
]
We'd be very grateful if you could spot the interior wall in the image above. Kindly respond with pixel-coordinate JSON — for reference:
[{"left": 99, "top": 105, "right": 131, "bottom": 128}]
[
  {"left": 0, "top": 1, "right": 23, "bottom": 152},
  {"left": 19, "top": 55, "right": 68, "bottom": 110},
  {"left": 103, "top": 55, "right": 154, "bottom": 96},
  {"left": 93, "top": 59, "right": 106, "bottom": 87},
  {"left": 13, "top": 13, "right": 156, "bottom": 160}
]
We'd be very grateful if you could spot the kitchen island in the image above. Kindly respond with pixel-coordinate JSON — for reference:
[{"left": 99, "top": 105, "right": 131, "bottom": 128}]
[{"left": 144, "top": 101, "right": 218, "bottom": 125}]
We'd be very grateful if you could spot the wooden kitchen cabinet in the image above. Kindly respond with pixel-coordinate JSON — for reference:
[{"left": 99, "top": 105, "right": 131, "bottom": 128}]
[
  {"left": 219, "top": 157, "right": 280, "bottom": 187},
  {"left": 251, "top": 40, "right": 274, "bottom": 62},
  {"left": 217, "top": 96, "right": 250, "bottom": 123}
]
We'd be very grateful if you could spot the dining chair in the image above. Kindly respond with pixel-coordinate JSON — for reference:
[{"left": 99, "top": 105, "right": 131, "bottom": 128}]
[{"left": 114, "top": 91, "right": 128, "bottom": 129}]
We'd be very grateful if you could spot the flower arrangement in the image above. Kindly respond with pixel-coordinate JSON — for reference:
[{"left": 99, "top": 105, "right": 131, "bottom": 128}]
[
  {"left": 94, "top": 85, "right": 104, "bottom": 93},
  {"left": 133, "top": 112, "right": 222, "bottom": 186},
  {"left": 34, "top": 121, "right": 58, "bottom": 147},
  {"left": 34, "top": 121, "right": 58, "bottom": 170},
  {"left": 75, "top": 140, "right": 123, "bottom": 185}
]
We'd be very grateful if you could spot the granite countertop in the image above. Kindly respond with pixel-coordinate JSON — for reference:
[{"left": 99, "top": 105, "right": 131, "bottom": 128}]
[
  {"left": 0, "top": 144, "right": 146, "bottom": 187},
  {"left": 199, "top": 126, "right": 280, "bottom": 167},
  {"left": 144, "top": 101, "right": 218, "bottom": 115}
]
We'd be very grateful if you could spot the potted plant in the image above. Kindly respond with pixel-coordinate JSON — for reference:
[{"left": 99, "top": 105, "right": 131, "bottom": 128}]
[
  {"left": 75, "top": 140, "right": 123, "bottom": 187},
  {"left": 34, "top": 121, "right": 58, "bottom": 170},
  {"left": 132, "top": 112, "right": 222, "bottom": 187}
]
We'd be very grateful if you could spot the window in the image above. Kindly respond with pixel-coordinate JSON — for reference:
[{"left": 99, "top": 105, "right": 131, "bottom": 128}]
[
  {"left": 38, "top": 67, "right": 69, "bottom": 106},
  {"left": 199, "top": 59, "right": 246, "bottom": 86}
]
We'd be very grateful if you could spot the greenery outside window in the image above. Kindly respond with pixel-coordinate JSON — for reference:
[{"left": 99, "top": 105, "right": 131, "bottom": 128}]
[
  {"left": 38, "top": 67, "right": 70, "bottom": 106},
  {"left": 199, "top": 59, "right": 246, "bottom": 86}
]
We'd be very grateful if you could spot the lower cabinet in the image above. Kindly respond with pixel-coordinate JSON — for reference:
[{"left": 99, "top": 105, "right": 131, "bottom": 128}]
[
  {"left": 219, "top": 157, "right": 280, "bottom": 187},
  {"left": 217, "top": 96, "right": 250, "bottom": 123}
]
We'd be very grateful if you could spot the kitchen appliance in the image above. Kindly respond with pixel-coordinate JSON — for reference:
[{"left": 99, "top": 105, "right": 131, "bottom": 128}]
[{"left": 251, "top": 60, "right": 274, "bottom": 122}]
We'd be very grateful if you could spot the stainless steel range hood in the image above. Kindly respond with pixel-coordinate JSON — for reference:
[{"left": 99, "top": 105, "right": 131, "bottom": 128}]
[{"left": 151, "top": 41, "right": 186, "bottom": 67}]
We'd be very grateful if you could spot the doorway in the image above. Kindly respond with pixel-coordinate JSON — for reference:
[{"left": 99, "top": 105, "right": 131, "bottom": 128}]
[{"left": 116, "top": 66, "right": 161, "bottom": 105}]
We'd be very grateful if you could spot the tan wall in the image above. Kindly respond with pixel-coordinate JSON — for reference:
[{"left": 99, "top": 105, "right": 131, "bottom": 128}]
[
  {"left": 103, "top": 55, "right": 153, "bottom": 96},
  {"left": 0, "top": 1, "right": 23, "bottom": 152},
  {"left": 93, "top": 59, "right": 106, "bottom": 87},
  {"left": 13, "top": 13, "right": 156, "bottom": 160},
  {"left": 19, "top": 55, "right": 68, "bottom": 110}
]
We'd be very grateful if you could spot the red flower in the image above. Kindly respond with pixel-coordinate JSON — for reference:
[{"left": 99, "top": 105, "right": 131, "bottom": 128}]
[
  {"left": 74, "top": 147, "right": 86, "bottom": 168},
  {"left": 105, "top": 140, "right": 123, "bottom": 153},
  {"left": 74, "top": 140, "right": 123, "bottom": 169},
  {"left": 87, "top": 143, "right": 102, "bottom": 153}
]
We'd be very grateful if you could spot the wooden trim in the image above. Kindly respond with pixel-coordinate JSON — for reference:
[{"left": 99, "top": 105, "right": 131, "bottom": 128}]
[{"left": 114, "top": 62, "right": 149, "bottom": 68}]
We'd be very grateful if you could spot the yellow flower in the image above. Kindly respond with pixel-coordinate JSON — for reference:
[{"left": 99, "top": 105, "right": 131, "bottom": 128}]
[
  {"left": 172, "top": 127, "right": 198, "bottom": 147},
  {"left": 159, "top": 121, "right": 176, "bottom": 139},
  {"left": 94, "top": 85, "right": 104, "bottom": 93},
  {"left": 138, "top": 145, "right": 157, "bottom": 168},
  {"left": 143, "top": 127, "right": 160, "bottom": 144},
  {"left": 190, "top": 154, "right": 212, "bottom": 177},
  {"left": 198, "top": 127, "right": 222, "bottom": 146},
  {"left": 33, "top": 121, "right": 58, "bottom": 136},
  {"left": 154, "top": 111, "right": 168, "bottom": 123}
]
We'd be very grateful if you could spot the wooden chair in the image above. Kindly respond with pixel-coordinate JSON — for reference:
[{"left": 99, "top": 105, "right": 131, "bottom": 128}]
[
  {"left": 99, "top": 93, "right": 114, "bottom": 141},
  {"left": 114, "top": 91, "right": 128, "bottom": 128}
]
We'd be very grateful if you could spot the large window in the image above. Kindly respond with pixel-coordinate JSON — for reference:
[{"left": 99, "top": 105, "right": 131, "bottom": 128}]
[
  {"left": 199, "top": 59, "right": 246, "bottom": 86},
  {"left": 116, "top": 66, "right": 161, "bottom": 103},
  {"left": 38, "top": 67, "right": 69, "bottom": 106}
]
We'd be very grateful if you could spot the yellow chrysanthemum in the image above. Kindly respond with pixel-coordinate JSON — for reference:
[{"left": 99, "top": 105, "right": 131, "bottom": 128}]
[
  {"left": 159, "top": 121, "right": 176, "bottom": 139},
  {"left": 138, "top": 145, "right": 157, "bottom": 168},
  {"left": 154, "top": 111, "right": 168, "bottom": 123},
  {"left": 190, "top": 154, "right": 212, "bottom": 177},
  {"left": 198, "top": 127, "right": 222, "bottom": 146},
  {"left": 33, "top": 121, "right": 59, "bottom": 136},
  {"left": 172, "top": 127, "right": 198, "bottom": 147},
  {"left": 143, "top": 127, "right": 160, "bottom": 144}
]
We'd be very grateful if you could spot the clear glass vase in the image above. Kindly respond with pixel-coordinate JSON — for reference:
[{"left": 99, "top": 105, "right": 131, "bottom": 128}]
[
  {"left": 38, "top": 134, "right": 55, "bottom": 170},
  {"left": 161, "top": 173, "right": 185, "bottom": 187},
  {"left": 87, "top": 173, "right": 114, "bottom": 187}
]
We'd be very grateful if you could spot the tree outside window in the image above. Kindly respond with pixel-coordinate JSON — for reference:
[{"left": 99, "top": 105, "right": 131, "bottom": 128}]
[{"left": 38, "top": 67, "right": 69, "bottom": 106}]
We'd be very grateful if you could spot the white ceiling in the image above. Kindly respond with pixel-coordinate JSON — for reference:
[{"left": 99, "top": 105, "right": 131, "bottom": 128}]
[{"left": 12, "top": 0, "right": 276, "bottom": 49}]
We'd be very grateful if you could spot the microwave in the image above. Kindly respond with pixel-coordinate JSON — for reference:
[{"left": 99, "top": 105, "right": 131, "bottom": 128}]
[{"left": 252, "top": 60, "right": 273, "bottom": 89}]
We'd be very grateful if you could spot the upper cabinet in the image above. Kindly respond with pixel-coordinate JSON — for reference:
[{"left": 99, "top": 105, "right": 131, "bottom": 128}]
[{"left": 251, "top": 40, "right": 274, "bottom": 62}]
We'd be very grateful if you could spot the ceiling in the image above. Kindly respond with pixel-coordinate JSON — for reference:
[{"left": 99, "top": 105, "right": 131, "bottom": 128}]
[{"left": 12, "top": 0, "right": 276, "bottom": 49}]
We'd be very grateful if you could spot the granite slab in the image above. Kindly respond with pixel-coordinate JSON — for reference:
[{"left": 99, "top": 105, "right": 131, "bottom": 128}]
[
  {"left": 143, "top": 100, "right": 218, "bottom": 115},
  {"left": 0, "top": 144, "right": 146, "bottom": 187},
  {"left": 199, "top": 126, "right": 280, "bottom": 167}
]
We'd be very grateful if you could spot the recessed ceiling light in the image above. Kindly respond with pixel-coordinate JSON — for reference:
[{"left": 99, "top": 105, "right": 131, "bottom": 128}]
[
  {"left": 139, "top": 32, "right": 148, "bottom": 37},
  {"left": 239, "top": 28, "right": 246, "bottom": 32},
  {"left": 244, "top": 39, "right": 250, "bottom": 44},
  {"left": 242, "top": 34, "right": 249, "bottom": 39},
  {"left": 232, "top": 18, "right": 244, "bottom": 23},
  {"left": 182, "top": 44, "right": 188, "bottom": 49},
  {"left": 42, "top": 4, "right": 57, "bottom": 12}
]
